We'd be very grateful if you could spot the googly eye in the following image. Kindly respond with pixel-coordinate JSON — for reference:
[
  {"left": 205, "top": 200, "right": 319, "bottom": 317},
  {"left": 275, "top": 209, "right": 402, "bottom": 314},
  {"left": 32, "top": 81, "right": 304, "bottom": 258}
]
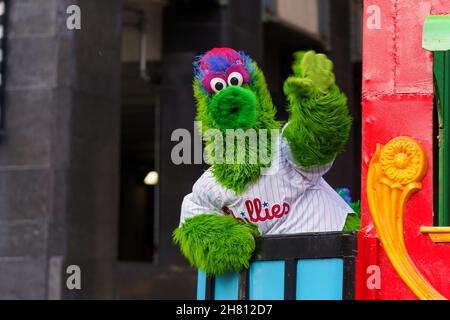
[
  {"left": 227, "top": 72, "right": 244, "bottom": 87},
  {"left": 210, "top": 77, "right": 227, "bottom": 93}
]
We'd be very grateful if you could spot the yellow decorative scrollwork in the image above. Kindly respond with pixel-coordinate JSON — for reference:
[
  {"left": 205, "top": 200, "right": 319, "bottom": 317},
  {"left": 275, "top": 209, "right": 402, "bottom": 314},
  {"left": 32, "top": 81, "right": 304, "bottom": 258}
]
[
  {"left": 380, "top": 138, "right": 426, "bottom": 185},
  {"left": 367, "top": 136, "right": 446, "bottom": 300},
  {"left": 420, "top": 226, "right": 450, "bottom": 243}
]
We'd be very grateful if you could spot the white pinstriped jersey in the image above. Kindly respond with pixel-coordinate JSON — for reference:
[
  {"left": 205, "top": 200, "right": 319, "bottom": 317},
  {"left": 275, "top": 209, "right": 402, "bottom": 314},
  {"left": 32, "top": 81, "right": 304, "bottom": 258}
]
[{"left": 179, "top": 124, "right": 353, "bottom": 235}]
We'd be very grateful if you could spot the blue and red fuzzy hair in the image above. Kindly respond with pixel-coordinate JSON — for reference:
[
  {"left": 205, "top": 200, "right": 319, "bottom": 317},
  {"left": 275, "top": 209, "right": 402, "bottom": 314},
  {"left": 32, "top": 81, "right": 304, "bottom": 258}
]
[{"left": 194, "top": 48, "right": 255, "bottom": 83}]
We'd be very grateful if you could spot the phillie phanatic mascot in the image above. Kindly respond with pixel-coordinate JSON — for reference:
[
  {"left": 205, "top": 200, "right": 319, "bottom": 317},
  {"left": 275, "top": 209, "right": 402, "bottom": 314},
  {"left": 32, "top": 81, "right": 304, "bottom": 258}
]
[{"left": 173, "top": 48, "right": 359, "bottom": 275}]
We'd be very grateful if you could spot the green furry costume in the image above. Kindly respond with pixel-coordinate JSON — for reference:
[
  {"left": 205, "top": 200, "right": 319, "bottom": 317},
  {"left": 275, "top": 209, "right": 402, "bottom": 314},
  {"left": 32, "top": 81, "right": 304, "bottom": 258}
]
[{"left": 173, "top": 48, "right": 359, "bottom": 276}]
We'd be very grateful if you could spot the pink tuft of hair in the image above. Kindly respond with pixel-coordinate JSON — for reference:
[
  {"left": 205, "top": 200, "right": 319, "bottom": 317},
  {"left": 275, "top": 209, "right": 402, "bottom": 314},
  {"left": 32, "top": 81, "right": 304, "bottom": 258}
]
[{"left": 199, "top": 48, "right": 243, "bottom": 72}]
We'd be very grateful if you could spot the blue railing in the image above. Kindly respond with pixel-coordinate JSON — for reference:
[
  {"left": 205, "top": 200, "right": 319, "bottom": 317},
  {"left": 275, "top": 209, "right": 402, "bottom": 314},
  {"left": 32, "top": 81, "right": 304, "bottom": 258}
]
[{"left": 197, "top": 231, "right": 357, "bottom": 300}]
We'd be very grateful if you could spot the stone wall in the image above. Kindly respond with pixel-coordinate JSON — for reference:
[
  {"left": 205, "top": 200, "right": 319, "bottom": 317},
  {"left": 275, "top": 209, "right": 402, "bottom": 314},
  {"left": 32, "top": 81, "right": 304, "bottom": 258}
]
[{"left": 0, "top": 0, "right": 122, "bottom": 299}]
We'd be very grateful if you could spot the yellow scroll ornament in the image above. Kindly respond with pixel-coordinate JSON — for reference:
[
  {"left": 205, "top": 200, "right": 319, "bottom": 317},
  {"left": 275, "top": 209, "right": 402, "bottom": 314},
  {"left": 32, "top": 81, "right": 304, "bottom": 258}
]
[{"left": 367, "top": 136, "right": 446, "bottom": 300}]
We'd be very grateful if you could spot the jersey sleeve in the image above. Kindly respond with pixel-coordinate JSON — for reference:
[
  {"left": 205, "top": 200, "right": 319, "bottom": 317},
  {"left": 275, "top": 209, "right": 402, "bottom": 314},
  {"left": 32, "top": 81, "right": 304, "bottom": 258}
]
[
  {"left": 179, "top": 170, "right": 225, "bottom": 225},
  {"left": 280, "top": 122, "right": 335, "bottom": 185}
]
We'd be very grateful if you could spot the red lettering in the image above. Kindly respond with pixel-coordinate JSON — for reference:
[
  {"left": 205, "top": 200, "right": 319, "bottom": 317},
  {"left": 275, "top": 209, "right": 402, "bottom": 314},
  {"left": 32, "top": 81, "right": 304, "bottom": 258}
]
[
  {"left": 245, "top": 200, "right": 258, "bottom": 222},
  {"left": 282, "top": 202, "right": 290, "bottom": 216},
  {"left": 272, "top": 204, "right": 282, "bottom": 218},
  {"left": 243, "top": 199, "right": 291, "bottom": 222},
  {"left": 261, "top": 207, "right": 273, "bottom": 221},
  {"left": 253, "top": 198, "right": 262, "bottom": 221},
  {"left": 222, "top": 206, "right": 234, "bottom": 216}
]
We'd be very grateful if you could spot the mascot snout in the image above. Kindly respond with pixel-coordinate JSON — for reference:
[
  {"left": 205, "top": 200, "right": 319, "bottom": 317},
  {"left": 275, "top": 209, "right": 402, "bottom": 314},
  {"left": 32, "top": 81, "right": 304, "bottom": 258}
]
[{"left": 209, "top": 86, "right": 257, "bottom": 130}]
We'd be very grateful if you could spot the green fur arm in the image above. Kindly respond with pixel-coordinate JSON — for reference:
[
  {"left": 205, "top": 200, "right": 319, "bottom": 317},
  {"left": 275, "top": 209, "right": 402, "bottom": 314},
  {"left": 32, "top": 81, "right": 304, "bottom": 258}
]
[
  {"left": 283, "top": 51, "right": 352, "bottom": 168},
  {"left": 342, "top": 201, "right": 361, "bottom": 231},
  {"left": 173, "top": 214, "right": 260, "bottom": 276}
]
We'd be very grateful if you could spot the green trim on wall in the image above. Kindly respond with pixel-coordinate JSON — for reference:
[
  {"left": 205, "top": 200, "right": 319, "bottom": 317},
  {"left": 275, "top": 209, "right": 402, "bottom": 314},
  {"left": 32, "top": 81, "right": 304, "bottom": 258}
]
[
  {"left": 434, "top": 51, "right": 450, "bottom": 226},
  {"left": 423, "top": 15, "right": 450, "bottom": 51}
]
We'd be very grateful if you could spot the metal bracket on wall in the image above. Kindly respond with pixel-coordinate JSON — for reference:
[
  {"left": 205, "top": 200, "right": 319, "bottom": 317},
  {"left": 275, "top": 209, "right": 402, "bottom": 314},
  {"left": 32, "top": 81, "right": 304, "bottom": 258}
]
[{"left": 124, "top": 5, "right": 152, "bottom": 82}]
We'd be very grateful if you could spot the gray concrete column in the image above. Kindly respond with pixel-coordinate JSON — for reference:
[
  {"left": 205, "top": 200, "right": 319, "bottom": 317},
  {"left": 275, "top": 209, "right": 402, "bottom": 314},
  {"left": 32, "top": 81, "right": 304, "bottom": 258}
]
[{"left": 0, "top": 0, "right": 122, "bottom": 299}]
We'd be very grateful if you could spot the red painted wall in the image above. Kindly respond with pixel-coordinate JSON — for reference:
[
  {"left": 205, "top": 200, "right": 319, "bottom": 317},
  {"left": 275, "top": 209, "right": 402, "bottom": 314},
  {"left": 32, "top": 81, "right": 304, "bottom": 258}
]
[{"left": 357, "top": 0, "right": 450, "bottom": 299}]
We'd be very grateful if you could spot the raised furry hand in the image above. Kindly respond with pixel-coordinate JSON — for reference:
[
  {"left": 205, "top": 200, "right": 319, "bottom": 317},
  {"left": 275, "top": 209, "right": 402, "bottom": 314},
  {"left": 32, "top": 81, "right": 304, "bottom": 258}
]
[
  {"left": 173, "top": 214, "right": 260, "bottom": 276},
  {"left": 283, "top": 50, "right": 352, "bottom": 168}
]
